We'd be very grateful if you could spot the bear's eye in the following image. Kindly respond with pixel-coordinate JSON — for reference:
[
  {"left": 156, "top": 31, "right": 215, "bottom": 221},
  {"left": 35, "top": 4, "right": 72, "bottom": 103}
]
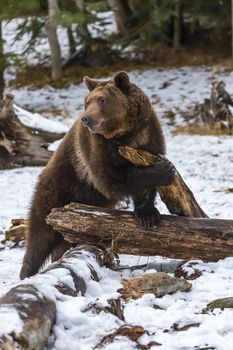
[{"left": 98, "top": 98, "right": 107, "bottom": 104}]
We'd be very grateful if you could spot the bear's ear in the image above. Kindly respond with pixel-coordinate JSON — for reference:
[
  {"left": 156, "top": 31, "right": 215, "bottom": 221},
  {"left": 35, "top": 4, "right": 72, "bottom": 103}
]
[
  {"left": 83, "top": 76, "right": 100, "bottom": 91},
  {"left": 113, "top": 71, "right": 130, "bottom": 93}
]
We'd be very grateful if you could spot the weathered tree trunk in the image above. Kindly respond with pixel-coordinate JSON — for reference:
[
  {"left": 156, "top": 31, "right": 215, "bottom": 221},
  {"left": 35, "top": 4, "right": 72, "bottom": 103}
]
[
  {"left": 64, "top": 0, "right": 112, "bottom": 68},
  {"left": 107, "top": 0, "right": 130, "bottom": 36},
  {"left": 0, "top": 20, "right": 5, "bottom": 100},
  {"left": 0, "top": 245, "right": 108, "bottom": 350},
  {"left": 184, "top": 81, "right": 233, "bottom": 134},
  {"left": 108, "top": 0, "right": 150, "bottom": 38},
  {"left": 173, "top": 0, "right": 182, "bottom": 51},
  {"left": 0, "top": 94, "right": 65, "bottom": 168},
  {"left": 119, "top": 146, "right": 208, "bottom": 218},
  {"left": 47, "top": 203, "right": 233, "bottom": 262},
  {"left": 46, "top": 0, "right": 63, "bottom": 81},
  {"left": 75, "top": 0, "right": 91, "bottom": 43},
  {"left": 67, "top": 26, "right": 76, "bottom": 55},
  {"left": 232, "top": 0, "right": 233, "bottom": 62}
]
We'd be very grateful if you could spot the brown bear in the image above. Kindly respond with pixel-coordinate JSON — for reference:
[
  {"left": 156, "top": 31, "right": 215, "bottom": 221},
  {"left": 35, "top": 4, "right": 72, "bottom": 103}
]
[{"left": 20, "top": 71, "right": 174, "bottom": 280}]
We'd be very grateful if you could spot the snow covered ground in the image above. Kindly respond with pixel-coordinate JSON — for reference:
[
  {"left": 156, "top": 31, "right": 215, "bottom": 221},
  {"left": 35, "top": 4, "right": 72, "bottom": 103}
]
[{"left": 0, "top": 66, "right": 232, "bottom": 349}]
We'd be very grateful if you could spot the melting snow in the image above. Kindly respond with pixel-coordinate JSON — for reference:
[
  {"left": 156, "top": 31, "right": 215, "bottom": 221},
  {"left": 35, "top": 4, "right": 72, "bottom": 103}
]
[{"left": 0, "top": 66, "right": 232, "bottom": 349}]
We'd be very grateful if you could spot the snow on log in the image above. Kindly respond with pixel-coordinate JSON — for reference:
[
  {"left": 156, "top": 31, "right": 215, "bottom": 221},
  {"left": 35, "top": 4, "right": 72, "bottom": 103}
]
[
  {"left": 0, "top": 94, "right": 66, "bottom": 168},
  {"left": 119, "top": 146, "right": 208, "bottom": 218},
  {"left": 0, "top": 245, "right": 108, "bottom": 350},
  {"left": 47, "top": 203, "right": 233, "bottom": 261}
]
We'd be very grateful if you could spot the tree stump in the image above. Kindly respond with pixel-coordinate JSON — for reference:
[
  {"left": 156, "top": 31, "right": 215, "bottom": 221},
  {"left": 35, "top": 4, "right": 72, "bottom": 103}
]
[
  {"left": 181, "top": 80, "right": 233, "bottom": 134},
  {"left": 0, "top": 94, "right": 65, "bottom": 168},
  {"left": 196, "top": 81, "right": 233, "bottom": 131}
]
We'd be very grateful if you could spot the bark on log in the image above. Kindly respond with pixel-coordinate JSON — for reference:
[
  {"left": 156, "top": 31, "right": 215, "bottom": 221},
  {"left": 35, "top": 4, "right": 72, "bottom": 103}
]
[
  {"left": 0, "top": 94, "right": 65, "bottom": 168},
  {"left": 119, "top": 272, "right": 191, "bottom": 301},
  {"left": 46, "top": 203, "right": 233, "bottom": 262},
  {"left": 0, "top": 245, "right": 109, "bottom": 350},
  {"left": 119, "top": 146, "right": 208, "bottom": 218}
]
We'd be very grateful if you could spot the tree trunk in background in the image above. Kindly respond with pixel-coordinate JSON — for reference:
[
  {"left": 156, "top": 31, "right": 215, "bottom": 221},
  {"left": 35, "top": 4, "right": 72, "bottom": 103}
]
[
  {"left": 0, "top": 20, "right": 5, "bottom": 99},
  {"left": 232, "top": 0, "right": 233, "bottom": 61},
  {"left": 67, "top": 26, "right": 76, "bottom": 55},
  {"left": 107, "top": 0, "right": 131, "bottom": 36},
  {"left": 109, "top": 0, "right": 124, "bottom": 35},
  {"left": 75, "top": 0, "right": 92, "bottom": 44},
  {"left": 46, "top": 0, "right": 62, "bottom": 81},
  {"left": 173, "top": 0, "right": 182, "bottom": 51}
]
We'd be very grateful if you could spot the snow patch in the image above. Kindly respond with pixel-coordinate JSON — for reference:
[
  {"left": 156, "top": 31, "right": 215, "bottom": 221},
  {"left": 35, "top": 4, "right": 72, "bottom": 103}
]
[
  {"left": 0, "top": 307, "right": 23, "bottom": 336},
  {"left": 14, "top": 104, "right": 68, "bottom": 133}
]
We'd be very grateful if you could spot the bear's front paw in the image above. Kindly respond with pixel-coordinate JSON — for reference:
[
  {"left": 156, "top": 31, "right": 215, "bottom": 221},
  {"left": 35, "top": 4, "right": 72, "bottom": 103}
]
[
  {"left": 134, "top": 206, "right": 160, "bottom": 229},
  {"left": 152, "top": 159, "right": 176, "bottom": 186}
]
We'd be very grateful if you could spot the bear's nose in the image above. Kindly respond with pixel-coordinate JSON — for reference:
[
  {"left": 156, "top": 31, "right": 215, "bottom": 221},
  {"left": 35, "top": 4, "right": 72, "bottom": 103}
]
[{"left": 81, "top": 115, "right": 90, "bottom": 126}]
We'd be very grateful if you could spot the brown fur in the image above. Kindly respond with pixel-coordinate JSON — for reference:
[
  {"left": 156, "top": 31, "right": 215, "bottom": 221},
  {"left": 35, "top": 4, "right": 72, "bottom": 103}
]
[{"left": 20, "top": 72, "right": 173, "bottom": 280}]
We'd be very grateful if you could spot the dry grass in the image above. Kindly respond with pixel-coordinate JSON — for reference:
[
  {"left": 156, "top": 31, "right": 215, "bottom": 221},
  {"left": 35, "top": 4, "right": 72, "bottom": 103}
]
[
  {"left": 10, "top": 59, "right": 150, "bottom": 89},
  {"left": 214, "top": 188, "right": 233, "bottom": 193},
  {"left": 174, "top": 124, "right": 232, "bottom": 136},
  {"left": 9, "top": 45, "right": 233, "bottom": 90}
]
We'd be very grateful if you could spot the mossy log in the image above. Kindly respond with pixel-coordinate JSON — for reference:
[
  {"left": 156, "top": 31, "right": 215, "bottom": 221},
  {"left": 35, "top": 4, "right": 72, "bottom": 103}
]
[
  {"left": 119, "top": 146, "right": 208, "bottom": 218},
  {"left": 0, "top": 245, "right": 108, "bottom": 350},
  {"left": 47, "top": 203, "right": 233, "bottom": 261},
  {"left": 0, "top": 94, "right": 65, "bottom": 168}
]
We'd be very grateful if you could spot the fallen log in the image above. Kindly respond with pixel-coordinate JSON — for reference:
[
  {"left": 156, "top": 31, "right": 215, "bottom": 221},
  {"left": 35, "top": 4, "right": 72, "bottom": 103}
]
[
  {"left": 119, "top": 146, "right": 208, "bottom": 218},
  {"left": 0, "top": 245, "right": 108, "bottom": 350},
  {"left": 0, "top": 94, "right": 65, "bottom": 168},
  {"left": 47, "top": 203, "right": 233, "bottom": 261}
]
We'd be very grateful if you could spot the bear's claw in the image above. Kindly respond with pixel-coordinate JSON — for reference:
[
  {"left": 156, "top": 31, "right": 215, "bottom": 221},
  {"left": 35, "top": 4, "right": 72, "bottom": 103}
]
[
  {"left": 135, "top": 206, "right": 160, "bottom": 229},
  {"left": 20, "top": 261, "right": 38, "bottom": 280}
]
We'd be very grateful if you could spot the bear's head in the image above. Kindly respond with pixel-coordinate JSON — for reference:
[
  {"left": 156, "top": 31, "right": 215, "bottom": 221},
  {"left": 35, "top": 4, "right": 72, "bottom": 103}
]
[{"left": 82, "top": 71, "right": 152, "bottom": 140}]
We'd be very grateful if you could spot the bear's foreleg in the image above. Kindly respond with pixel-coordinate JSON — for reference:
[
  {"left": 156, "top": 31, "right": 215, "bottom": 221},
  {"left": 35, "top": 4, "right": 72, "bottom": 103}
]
[
  {"left": 125, "top": 159, "right": 175, "bottom": 192},
  {"left": 20, "top": 226, "right": 60, "bottom": 280},
  {"left": 132, "top": 189, "right": 160, "bottom": 228}
]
